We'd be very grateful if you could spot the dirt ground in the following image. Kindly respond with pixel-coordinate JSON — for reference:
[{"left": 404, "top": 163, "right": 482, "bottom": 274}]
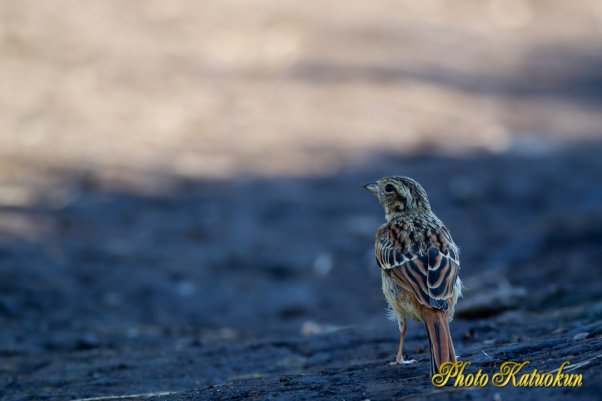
[{"left": 1, "top": 1, "right": 602, "bottom": 400}]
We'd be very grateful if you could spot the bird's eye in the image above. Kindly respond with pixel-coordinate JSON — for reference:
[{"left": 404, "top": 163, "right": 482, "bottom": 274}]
[{"left": 384, "top": 184, "right": 396, "bottom": 193}]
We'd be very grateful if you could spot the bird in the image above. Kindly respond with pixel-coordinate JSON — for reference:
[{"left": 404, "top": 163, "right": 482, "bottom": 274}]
[{"left": 364, "top": 176, "right": 462, "bottom": 376}]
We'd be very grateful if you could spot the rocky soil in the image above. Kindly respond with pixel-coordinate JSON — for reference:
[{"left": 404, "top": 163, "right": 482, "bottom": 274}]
[{"left": 2, "top": 144, "right": 602, "bottom": 400}]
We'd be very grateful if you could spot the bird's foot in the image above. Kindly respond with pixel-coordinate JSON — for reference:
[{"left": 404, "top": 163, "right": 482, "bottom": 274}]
[
  {"left": 389, "top": 359, "right": 417, "bottom": 366},
  {"left": 389, "top": 354, "right": 417, "bottom": 365}
]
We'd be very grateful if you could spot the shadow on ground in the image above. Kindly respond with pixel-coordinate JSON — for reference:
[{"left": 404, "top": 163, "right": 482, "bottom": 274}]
[
  {"left": 293, "top": 42, "right": 602, "bottom": 106},
  {"left": 1, "top": 142, "right": 602, "bottom": 400}
]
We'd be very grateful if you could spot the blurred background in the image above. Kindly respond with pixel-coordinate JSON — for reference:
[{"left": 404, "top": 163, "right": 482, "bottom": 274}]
[{"left": 1, "top": 1, "right": 602, "bottom": 399}]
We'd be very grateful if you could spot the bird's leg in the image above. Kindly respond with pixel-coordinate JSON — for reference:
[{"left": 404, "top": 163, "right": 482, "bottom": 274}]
[{"left": 390, "top": 317, "right": 416, "bottom": 365}]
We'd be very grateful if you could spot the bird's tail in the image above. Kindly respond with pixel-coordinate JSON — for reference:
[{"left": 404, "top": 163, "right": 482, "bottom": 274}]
[{"left": 421, "top": 309, "right": 456, "bottom": 376}]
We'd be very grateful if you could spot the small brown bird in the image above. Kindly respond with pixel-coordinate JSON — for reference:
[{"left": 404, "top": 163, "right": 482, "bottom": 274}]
[{"left": 364, "top": 176, "right": 461, "bottom": 376}]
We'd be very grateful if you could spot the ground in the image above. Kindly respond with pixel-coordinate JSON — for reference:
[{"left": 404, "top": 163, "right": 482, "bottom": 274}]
[
  {"left": 0, "top": 1, "right": 601, "bottom": 400},
  {"left": 2, "top": 145, "right": 602, "bottom": 400}
]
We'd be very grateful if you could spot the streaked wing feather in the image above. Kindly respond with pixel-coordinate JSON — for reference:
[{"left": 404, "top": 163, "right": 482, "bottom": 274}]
[{"left": 376, "top": 227, "right": 459, "bottom": 312}]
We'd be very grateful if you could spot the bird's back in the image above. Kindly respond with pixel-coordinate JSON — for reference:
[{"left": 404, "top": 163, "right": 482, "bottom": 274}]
[{"left": 375, "top": 212, "right": 461, "bottom": 316}]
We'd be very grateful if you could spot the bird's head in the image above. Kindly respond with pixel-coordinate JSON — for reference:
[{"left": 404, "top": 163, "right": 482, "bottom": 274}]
[{"left": 364, "top": 176, "right": 431, "bottom": 220}]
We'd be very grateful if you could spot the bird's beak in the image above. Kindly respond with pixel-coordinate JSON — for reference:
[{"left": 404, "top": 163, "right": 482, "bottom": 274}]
[{"left": 363, "top": 181, "right": 379, "bottom": 193}]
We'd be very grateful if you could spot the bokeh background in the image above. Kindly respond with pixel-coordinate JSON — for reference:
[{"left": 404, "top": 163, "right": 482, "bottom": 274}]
[{"left": 1, "top": 1, "right": 601, "bottom": 400}]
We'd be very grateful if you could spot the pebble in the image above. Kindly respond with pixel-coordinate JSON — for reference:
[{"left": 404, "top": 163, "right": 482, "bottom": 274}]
[{"left": 313, "top": 253, "right": 334, "bottom": 277}]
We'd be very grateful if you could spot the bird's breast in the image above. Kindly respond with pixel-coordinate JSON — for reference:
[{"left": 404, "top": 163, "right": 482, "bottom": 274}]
[{"left": 381, "top": 270, "right": 423, "bottom": 321}]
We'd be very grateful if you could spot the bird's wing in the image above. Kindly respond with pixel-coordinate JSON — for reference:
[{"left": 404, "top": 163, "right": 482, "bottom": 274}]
[{"left": 376, "top": 224, "right": 459, "bottom": 311}]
